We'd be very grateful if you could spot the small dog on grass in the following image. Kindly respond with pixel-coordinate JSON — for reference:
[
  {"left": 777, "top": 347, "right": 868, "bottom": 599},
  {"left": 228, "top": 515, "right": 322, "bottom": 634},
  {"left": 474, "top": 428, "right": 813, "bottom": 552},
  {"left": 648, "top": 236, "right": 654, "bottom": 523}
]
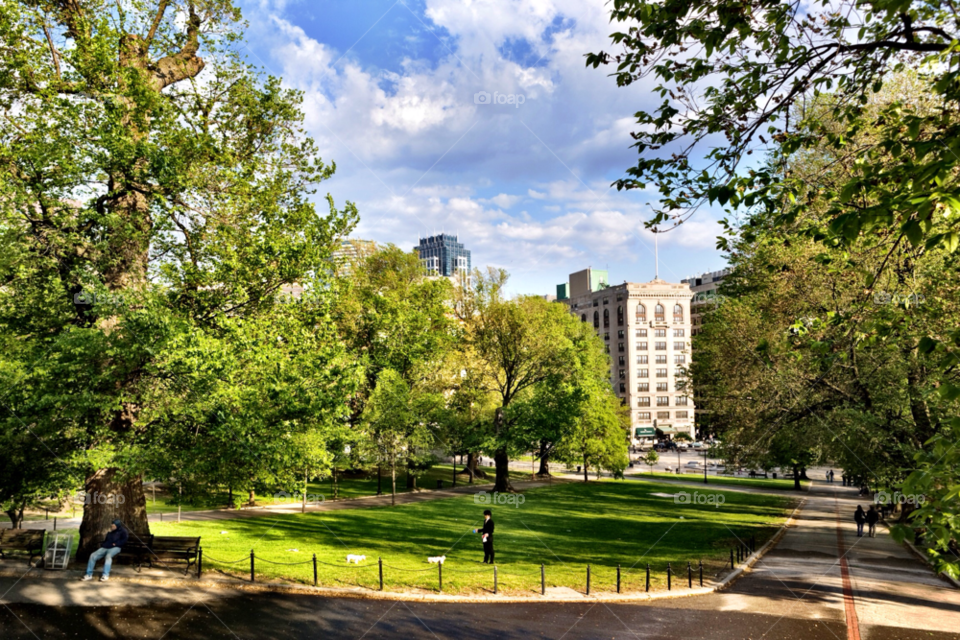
[
  {"left": 427, "top": 556, "right": 446, "bottom": 565},
  {"left": 346, "top": 554, "right": 366, "bottom": 564}
]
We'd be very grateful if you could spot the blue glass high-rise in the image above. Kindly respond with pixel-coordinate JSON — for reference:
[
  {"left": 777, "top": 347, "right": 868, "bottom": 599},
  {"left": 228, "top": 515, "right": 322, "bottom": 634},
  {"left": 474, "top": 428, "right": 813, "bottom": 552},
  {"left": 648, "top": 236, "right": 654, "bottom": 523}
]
[{"left": 414, "top": 234, "right": 471, "bottom": 277}]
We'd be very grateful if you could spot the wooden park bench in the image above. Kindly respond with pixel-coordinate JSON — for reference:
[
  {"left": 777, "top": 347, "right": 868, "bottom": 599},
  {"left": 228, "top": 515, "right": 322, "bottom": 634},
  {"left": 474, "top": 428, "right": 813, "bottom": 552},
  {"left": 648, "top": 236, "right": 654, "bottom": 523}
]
[
  {"left": 143, "top": 536, "right": 201, "bottom": 575},
  {"left": 116, "top": 532, "right": 155, "bottom": 571},
  {"left": 0, "top": 529, "right": 45, "bottom": 565}
]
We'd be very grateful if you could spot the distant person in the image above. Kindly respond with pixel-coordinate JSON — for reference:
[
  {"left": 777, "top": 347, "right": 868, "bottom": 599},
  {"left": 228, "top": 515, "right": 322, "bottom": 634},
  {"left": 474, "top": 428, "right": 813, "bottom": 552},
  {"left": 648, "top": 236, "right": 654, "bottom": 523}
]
[
  {"left": 473, "top": 509, "right": 495, "bottom": 563},
  {"left": 81, "top": 519, "right": 128, "bottom": 582},
  {"left": 829, "top": 470, "right": 835, "bottom": 483},
  {"left": 866, "top": 505, "right": 880, "bottom": 537},
  {"left": 854, "top": 506, "right": 866, "bottom": 537}
]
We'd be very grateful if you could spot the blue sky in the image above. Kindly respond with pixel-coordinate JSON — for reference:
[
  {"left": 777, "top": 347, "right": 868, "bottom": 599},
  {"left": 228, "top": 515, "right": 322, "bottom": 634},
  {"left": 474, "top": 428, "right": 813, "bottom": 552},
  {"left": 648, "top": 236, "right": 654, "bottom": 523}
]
[{"left": 237, "top": 0, "right": 729, "bottom": 294}]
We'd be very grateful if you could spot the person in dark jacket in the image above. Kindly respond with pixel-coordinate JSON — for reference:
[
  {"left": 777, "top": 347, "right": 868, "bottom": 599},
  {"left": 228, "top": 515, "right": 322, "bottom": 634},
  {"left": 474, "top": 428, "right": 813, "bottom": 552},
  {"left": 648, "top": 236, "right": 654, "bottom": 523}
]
[
  {"left": 866, "top": 506, "right": 880, "bottom": 537},
  {"left": 854, "top": 506, "right": 866, "bottom": 537},
  {"left": 82, "top": 519, "right": 128, "bottom": 582},
  {"left": 473, "top": 510, "right": 495, "bottom": 563}
]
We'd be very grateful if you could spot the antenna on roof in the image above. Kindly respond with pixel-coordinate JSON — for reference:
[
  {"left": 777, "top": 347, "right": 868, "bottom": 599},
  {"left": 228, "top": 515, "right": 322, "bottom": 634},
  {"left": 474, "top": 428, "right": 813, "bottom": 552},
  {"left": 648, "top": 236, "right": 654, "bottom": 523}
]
[{"left": 654, "top": 229, "right": 660, "bottom": 279}]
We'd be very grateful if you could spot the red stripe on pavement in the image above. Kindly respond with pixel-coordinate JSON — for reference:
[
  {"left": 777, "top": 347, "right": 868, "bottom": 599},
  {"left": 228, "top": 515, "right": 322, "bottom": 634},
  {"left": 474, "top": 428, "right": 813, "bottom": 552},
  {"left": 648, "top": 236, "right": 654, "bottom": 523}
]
[{"left": 835, "top": 500, "right": 861, "bottom": 640}]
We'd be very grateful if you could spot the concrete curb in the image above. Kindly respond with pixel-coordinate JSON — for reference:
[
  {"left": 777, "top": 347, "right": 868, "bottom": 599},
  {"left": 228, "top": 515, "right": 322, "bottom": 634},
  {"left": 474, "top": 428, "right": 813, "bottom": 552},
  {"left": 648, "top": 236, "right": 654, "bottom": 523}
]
[
  {"left": 0, "top": 498, "right": 806, "bottom": 604},
  {"left": 714, "top": 497, "right": 807, "bottom": 592}
]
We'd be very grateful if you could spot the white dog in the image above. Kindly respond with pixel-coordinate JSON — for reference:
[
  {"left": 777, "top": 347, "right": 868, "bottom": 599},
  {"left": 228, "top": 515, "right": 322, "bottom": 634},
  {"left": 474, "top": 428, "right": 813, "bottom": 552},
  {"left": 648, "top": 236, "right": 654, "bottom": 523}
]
[
  {"left": 427, "top": 556, "right": 446, "bottom": 565},
  {"left": 346, "top": 554, "right": 366, "bottom": 564}
]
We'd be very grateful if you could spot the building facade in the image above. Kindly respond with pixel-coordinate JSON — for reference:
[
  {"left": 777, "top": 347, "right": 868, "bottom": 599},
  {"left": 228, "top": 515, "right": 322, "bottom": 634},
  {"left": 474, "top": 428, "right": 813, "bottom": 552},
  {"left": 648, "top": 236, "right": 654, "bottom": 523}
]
[
  {"left": 414, "top": 234, "right": 471, "bottom": 277},
  {"left": 560, "top": 269, "right": 695, "bottom": 443},
  {"left": 681, "top": 268, "right": 731, "bottom": 336},
  {"left": 332, "top": 238, "right": 378, "bottom": 275}
]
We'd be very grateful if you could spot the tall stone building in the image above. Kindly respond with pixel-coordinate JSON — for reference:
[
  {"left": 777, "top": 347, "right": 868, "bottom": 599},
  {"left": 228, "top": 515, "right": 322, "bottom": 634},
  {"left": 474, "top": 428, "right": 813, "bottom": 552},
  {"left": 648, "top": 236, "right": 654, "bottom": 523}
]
[
  {"left": 681, "top": 268, "right": 731, "bottom": 336},
  {"left": 558, "top": 268, "right": 695, "bottom": 443}
]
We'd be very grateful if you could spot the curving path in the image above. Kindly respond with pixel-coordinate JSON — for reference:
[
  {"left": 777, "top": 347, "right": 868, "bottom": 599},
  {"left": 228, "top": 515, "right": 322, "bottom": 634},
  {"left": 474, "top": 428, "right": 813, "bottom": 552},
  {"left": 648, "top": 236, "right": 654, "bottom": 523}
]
[{"left": 1, "top": 481, "right": 958, "bottom": 639}]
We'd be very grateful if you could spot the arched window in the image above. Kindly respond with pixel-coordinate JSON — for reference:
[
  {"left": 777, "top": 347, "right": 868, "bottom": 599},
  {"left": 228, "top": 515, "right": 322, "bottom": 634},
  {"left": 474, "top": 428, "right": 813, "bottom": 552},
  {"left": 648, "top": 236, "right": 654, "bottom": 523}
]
[
  {"left": 636, "top": 304, "right": 646, "bottom": 322},
  {"left": 593, "top": 311, "right": 600, "bottom": 328},
  {"left": 655, "top": 304, "right": 665, "bottom": 321},
  {"left": 617, "top": 305, "right": 624, "bottom": 325},
  {"left": 603, "top": 309, "right": 610, "bottom": 328},
  {"left": 673, "top": 304, "right": 683, "bottom": 322},
  {"left": 581, "top": 314, "right": 587, "bottom": 322}
]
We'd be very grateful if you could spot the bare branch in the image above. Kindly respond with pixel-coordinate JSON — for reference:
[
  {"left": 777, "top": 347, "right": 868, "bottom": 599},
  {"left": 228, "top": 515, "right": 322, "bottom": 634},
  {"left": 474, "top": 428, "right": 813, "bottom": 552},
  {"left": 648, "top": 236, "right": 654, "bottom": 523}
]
[{"left": 146, "top": 0, "right": 169, "bottom": 45}]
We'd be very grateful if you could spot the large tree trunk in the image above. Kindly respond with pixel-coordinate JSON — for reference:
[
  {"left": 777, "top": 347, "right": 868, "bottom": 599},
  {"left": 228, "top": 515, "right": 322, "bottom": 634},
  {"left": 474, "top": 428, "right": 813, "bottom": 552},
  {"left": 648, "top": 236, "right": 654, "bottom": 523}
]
[
  {"left": 76, "top": 468, "right": 149, "bottom": 561},
  {"left": 792, "top": 465, "right": 801, "bottom": 491},
  {"left": 457, "top": 453, "right": 488, "bottom": 481},
  {"left": 248, "top": 488, "right": 256, "bottom": 506},
  {"left": 4, "top": 503, "right": 25, "bottom": 529},
  {"left": 493, "top": 448, "right": 513, "bottom": 493},
  {"left": 537, "top": 440, "right": 551, "bottom": 477},
  {"left": 492, "top": 407, "right": 513, "bottom": 493},
  {"left": 583, "top": 455, "right": 589, "bottom": 482}
]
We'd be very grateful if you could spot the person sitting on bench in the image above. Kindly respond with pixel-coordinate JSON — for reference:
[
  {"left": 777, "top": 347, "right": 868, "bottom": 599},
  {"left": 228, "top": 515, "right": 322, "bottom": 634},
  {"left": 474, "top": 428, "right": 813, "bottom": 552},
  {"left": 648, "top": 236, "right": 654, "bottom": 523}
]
[{"left": 81, "top": 520, "right": 128, "bottom": 582}]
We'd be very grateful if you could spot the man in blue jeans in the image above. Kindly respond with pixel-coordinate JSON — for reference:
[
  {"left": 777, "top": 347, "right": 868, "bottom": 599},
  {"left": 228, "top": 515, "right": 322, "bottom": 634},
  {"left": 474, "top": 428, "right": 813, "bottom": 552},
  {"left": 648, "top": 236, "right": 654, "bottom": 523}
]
[{"left": 81, "top": 519, "right": 128, "bottom": 582}]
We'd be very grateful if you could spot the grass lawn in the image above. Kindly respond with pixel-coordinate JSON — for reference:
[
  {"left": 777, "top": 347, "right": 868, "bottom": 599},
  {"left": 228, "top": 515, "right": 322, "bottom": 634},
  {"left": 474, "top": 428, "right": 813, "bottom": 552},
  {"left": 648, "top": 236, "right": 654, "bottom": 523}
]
[
  {"left": 306, "top": 464, "right": 530, "bottom": 501},
  {"left": 629, "top": 471, "right": 809, "bottom": 491},
  {"left": 150, "top": 479, "right": 795, "bottom": 595}
]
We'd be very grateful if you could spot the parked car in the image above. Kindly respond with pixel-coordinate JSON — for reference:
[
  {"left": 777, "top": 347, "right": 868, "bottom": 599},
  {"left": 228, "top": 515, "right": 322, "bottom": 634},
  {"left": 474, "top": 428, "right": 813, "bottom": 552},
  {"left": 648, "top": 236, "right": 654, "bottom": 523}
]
[
  {"left": 691, "top": 441, "right": 704, "bottom": 449},
  {"left": 685, "top": 461, "right": 702, "bottom": 468}
]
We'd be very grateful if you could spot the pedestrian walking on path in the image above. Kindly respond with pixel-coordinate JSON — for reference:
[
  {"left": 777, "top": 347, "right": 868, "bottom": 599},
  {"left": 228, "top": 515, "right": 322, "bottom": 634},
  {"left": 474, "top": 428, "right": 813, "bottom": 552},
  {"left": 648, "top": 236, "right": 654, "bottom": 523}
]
[
  {"left": 866, "top": 505, "right": 879, "bottom": 537},
  {"left": 854, "top": 505, "right": 866, "bottom": 537},
  {"left": 473, "top": 509, "right": 495, "bottom": 563},
  {"left": 81, "top": 519, "right": 127, "bottom": 582}
]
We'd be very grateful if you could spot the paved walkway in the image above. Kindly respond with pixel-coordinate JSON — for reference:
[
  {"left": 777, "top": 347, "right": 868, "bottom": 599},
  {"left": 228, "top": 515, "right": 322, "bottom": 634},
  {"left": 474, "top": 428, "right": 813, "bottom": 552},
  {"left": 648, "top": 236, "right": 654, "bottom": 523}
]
[
  {"left": 1, "top": 479, "right": 958, "bottom": 639},
  {"left": 666, "top": 480, "right": 960, "bottom": 638}
]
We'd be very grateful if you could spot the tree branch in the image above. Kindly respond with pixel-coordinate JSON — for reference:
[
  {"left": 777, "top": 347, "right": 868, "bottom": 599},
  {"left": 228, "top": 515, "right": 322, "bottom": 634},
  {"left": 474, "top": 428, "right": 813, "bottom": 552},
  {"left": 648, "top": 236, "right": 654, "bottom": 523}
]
[
  {"left": 146, "top": 0, "right": 169, "bottom": 45},
  {"left": 42, "top": 22, "right": 61, "bottom": 80},
  {"left": 151, "top": 1, "right": 204, "bottom": 89}
]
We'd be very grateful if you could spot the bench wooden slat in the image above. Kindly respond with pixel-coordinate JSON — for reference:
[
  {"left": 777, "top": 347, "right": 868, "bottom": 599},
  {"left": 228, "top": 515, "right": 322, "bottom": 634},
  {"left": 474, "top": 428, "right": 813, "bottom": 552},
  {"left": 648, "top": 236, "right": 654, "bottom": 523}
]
[{"left": 0, "top": 529, "right": 45, "bottom": 565}]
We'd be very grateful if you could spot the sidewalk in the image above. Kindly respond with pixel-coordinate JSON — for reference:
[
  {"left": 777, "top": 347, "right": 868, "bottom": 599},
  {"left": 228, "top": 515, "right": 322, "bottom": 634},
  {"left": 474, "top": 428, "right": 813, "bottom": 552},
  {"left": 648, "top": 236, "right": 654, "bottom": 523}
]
[{"left": 692, "top": 480, "right": 960, "bottom": 638}]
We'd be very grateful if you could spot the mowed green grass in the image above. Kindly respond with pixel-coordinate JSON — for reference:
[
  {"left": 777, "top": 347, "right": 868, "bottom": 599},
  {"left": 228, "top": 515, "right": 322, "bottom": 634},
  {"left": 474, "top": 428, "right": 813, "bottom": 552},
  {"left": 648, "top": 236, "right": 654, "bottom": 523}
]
[
  {"left": 306, "top": 464, "right": 530, "bottom": 501},
  {"left": 150, "top": 480, "right": 794, "bottom": 595},
  {"left": 629, "top": 471, "right": 810, "bottom": 491}
]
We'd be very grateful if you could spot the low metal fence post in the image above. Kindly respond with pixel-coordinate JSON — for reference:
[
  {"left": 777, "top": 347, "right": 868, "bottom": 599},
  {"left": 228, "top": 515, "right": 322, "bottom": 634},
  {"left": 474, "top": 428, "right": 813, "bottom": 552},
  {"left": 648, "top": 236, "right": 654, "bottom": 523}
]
[
  {"left": 541, "top": 564, "right": 545, "bottom": 596},
  {"left": 667, "top": 563, "right": 672, "bottom": 590},
  {"left": 198, "top": 548, "right": 203, "bottom": 578},
  {"left": 379, "top": 557, "right": 384, "bottom": 591},
  {"left": 699, "top": 559, "right": 703, "bottom": 587},
  {"left": 250, "top": 549, "right": 255, "bottom": 583},
  {"left": 586, "top": 564, "right": 591, "bottom": 596},
  {"left": 645, "top": 563, "right": 650, "bottom": 592},
  {"left": 688, "top": 561, "right": 692, "bottom": 588},
  {"left": 313, "top": 554, "right": 317, "bottom": 586},
  {"left": 617, "top": 564, "right": 621, "bottom": 594}
]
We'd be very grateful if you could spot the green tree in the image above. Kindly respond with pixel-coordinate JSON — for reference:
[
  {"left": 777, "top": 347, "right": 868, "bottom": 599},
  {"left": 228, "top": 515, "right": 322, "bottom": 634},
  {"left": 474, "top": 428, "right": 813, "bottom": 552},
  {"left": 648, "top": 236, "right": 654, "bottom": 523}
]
[
  {"left": 0, "top": 0, "right": 356, "bottom": 558},
  {"left": 642, "top": 449, "right": 659, "bottom": 476}
]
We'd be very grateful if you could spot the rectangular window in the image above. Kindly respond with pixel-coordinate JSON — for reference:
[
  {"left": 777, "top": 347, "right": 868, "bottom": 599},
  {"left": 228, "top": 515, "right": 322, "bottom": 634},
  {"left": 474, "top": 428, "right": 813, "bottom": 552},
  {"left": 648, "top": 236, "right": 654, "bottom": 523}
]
[
  {"left": 673, "top": 329, "right": 685, "bottom": 337},
  {"left": 655, "top": 355, "right": 667, "bottom": 364},
  {"left": 657, "top": 411, "right": 670, "bottom": 420},
  {"left": 616, "top": 293, "right": 623, "bottom": 301},
  {"left": 637, "top": 383, "right": 649, "bottom": 392},
  {"left": 605, "top": 345, "right": 610, "bottom": 354},
  {"left": 656, "top": 382, "right": 668, "bottom": 392},
  {"left": 638, "top": 412, "right": 651, "bottom": 422},
  {"left": 638, "top": 397, "right": 650, "bottom": 407},
  {"left": 618, "top": 330, "right": 625, "bottom": 339},
  {"left": 618, "top": 356, "right": 625, "bottom": 366},
  {"left": 656, "top": 368, "right": 667, "bottom": 377},
  {"left": 655, "top": 329, "right": 666, "bottom": 337},
  {"left": 619, "top": 369, "right": 625, "bottom": 379},
  {"left": 619, "top": 382, "right": 626, "bottom": 393},
  {"left": 618, "top": 342, "right": 625, "bottom": 352},
  {"left": 655, "top": 341, "right": 667, "bottom": 350},
  {"left": 638, "top": 342, "right": 648, "bottom": 350},
  {"left": 676, "top": 396, "right": 688, "bottom": 406},
  {"left": 593, "top": 300, "right": 599, "bottom": 307},
  {"left": 603, "top": 297, "right": 609, "bottom": 305},
  {"left": 638, "top": 368, "right": 649, "bottom": 378},
  {"left": 674, "top": 342, "right": 686, "bottom": 351},
  {"left": 637, "top": 355, "right": 648, "bottom": 364},
  {"left": 674, "top": 354, "right": 687, "bottom": 364},
  {"left": 637, "top": 329, "right": 648, "bottom": 337},
  {"left": 657, "top": 396, "right": 670, "bottom": 406},
  {"left": 676, "top": 411, "right": 688, "bottom": 419}
]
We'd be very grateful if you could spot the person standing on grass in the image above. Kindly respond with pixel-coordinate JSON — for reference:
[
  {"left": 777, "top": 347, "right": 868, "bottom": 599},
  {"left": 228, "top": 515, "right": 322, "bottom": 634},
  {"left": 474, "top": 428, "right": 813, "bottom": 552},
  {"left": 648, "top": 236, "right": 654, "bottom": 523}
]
[
  {"left": 866, "top": 505, "right": 880, "bottom": 537},
  {"left": 473, "top": 509, "right": 495, "bottom": 563},
  {"left": 854, "top": 506, "right": 866, "bottom": 537},
  {"left": 81, "top": 519, "right": 128, "bottom": 582}
]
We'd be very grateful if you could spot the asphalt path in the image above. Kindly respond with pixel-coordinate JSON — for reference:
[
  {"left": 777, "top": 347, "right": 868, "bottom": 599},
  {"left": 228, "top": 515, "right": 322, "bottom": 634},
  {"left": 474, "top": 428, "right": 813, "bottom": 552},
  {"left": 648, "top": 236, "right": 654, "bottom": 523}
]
[{"left": 1, "top": 482, "right": 958, "bottom": 640}]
